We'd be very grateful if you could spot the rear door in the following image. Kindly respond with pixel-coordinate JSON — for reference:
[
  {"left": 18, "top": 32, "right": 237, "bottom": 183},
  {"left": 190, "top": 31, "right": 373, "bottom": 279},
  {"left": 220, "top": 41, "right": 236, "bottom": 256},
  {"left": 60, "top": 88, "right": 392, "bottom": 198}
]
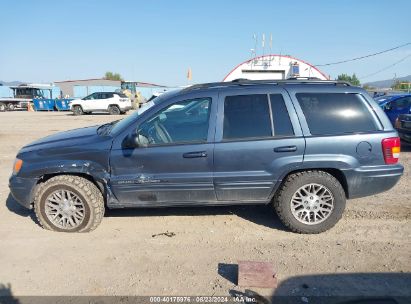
[
  {"left": 213, "top": 86, "right": 305, "bottom": 202},
  {"left": 101, "top": 92, "right": 114, "bottom": 110}
]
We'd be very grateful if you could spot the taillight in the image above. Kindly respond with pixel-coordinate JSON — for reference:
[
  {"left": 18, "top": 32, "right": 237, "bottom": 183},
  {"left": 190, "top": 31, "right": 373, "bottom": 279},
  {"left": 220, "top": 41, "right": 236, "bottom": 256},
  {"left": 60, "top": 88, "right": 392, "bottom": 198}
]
[{"left": 382, "top": 137, "right": 400, "bottom": 164}]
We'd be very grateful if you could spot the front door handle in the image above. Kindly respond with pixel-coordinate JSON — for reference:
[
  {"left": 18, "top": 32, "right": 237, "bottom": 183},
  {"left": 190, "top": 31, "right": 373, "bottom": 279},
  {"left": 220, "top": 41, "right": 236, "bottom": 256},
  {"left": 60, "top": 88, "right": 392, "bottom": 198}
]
[
  {"left": 183, "top": 151, "right": 207, "bottom": 158},
  {"left": 274, "top": 146, "right": 297, "bottom": 153}
]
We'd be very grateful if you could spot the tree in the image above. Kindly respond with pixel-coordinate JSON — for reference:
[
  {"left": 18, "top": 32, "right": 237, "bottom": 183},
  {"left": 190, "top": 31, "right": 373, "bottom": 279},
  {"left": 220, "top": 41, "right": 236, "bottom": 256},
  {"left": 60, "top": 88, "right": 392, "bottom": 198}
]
[
  {"left": 336, "top": 73, "right": 361, "bottom": 86},
  {"left": 104, "top": 71, "right": 123, "bottom": 81}
]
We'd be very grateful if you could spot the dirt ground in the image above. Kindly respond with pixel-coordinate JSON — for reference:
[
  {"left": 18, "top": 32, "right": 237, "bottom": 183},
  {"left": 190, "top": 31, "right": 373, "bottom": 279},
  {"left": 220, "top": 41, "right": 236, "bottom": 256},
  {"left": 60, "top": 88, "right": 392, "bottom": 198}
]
[{"left": 0, "top": 111, "right": 410, "bottom": 301}]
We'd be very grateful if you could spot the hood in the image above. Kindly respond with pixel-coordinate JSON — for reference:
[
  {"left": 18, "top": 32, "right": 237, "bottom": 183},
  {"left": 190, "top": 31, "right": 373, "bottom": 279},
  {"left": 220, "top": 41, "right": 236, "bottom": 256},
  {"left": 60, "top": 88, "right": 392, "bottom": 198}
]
[{"left": 20, "top": 125, "right": 111, "bottom": 153}]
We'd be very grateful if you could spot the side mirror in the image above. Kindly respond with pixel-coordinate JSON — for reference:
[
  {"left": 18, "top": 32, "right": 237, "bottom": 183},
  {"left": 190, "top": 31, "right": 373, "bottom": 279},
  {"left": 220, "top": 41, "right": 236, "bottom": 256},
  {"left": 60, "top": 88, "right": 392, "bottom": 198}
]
[
  {"left": 384, "top": 103, "right": 392, "bottom": 111},
  {"left": 123, "top": 132, "right": 148, "bottom": 148}
]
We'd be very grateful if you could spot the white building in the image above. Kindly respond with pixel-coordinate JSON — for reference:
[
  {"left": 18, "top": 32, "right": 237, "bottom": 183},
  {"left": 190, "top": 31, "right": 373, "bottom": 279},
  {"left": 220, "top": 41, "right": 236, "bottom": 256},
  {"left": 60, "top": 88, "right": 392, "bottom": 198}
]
[{"left": 223, "top": 54, "right": 328, "bottom": 81}]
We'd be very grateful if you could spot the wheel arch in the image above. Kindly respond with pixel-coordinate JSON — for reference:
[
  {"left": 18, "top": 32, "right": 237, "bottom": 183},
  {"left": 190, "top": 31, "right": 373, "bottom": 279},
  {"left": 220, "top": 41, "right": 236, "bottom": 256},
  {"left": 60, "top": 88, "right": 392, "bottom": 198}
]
[
  {"left": 35, "top": 172, "right": 107, "bottom": 206},
  {"left": 274, "top": 168, "right": 349, "bottom": 199}
]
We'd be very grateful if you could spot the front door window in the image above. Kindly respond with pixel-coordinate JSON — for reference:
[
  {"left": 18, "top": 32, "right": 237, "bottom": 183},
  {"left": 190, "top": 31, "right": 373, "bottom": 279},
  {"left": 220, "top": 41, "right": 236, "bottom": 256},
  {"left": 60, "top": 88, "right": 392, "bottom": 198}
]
[{"left": 137, "top": 98, "right": 211, "bottom": 146}]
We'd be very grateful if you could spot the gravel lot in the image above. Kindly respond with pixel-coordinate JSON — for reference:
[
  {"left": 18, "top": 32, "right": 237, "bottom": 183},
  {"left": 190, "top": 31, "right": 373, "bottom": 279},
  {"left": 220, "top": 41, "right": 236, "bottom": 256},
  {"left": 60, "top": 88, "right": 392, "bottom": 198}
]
[{"left": 0, "top": 111, "right": 410, "bottom": 301}]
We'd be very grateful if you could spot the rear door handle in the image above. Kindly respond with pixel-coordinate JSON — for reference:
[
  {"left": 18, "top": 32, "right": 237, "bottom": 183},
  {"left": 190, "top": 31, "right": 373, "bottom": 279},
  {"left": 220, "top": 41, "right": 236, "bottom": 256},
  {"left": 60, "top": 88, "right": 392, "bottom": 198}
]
[
  {"left": 274, "top": 146, "right": 297, "bottom": 153},
  {"left": 183, "top": 151, "right": 207, "bottom": 158}
]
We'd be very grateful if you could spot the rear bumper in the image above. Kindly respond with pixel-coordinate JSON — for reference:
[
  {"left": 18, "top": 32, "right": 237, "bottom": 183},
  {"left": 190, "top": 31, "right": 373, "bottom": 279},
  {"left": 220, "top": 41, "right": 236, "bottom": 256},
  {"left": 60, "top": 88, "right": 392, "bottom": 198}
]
[
  {"left": 344, "top": 164, "right": 404, "bottom": 199},
  {"left": 8, "top": 175, "right": 38, "bottom": 209}
]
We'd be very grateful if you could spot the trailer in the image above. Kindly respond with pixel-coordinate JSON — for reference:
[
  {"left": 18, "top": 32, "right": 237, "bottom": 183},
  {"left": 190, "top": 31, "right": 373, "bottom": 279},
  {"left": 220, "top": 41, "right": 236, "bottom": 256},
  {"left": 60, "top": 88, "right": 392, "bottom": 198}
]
[{"left": 0, "top": 84, "right": 53, "bottom": 112}]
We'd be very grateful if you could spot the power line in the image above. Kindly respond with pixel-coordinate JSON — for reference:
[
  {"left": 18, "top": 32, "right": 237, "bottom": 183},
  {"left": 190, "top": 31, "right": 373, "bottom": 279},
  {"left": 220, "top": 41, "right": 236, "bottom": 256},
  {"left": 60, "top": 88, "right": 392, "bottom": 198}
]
[
  {"left": 315, "top": 42, "right": 411, "bottom": 66},
  {"left": 360, "top": 52, "right": 411, "bottom": 79}
]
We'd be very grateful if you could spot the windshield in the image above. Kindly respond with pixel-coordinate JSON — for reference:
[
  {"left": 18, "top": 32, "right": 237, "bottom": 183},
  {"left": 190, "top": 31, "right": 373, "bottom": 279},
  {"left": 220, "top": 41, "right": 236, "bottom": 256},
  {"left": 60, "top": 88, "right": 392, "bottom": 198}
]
[{"left": 109, "top": 89, "right": 181, "bottom": 135}]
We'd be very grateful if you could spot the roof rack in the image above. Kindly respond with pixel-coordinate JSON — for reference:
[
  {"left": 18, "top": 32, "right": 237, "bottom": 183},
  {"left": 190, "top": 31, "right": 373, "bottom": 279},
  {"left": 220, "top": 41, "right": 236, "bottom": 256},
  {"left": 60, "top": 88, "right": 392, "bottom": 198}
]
[{"left": 182, "top": 79, "right": 351, "bottom": 92}]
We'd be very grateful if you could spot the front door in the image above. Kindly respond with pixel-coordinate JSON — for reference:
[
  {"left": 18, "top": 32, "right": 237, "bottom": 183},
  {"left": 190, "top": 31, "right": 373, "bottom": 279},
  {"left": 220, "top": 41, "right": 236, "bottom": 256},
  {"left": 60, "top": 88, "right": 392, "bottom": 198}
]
[
  {"left": 82, "top": 92, "right": 100, "bottom": 111},
  {"left": 109, "top": 95, "right": 217, "bottom": 206},
  {"left": 213, "top": 87, "right": 305, "bottom": 202}
]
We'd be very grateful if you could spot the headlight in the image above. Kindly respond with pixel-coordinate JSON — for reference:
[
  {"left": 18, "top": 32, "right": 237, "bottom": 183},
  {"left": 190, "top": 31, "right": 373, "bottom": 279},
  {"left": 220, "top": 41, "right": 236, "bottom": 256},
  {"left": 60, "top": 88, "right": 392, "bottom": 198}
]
[{"left": 13, "top": 158, "right": 23, "bottom": 175}]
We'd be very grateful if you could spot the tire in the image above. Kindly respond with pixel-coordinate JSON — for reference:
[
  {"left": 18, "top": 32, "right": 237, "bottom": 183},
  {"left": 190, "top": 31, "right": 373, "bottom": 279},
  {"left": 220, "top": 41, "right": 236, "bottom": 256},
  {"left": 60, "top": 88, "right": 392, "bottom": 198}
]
[
  {"left": 0, "top": 102, "right": 6, "bottom": 112},
  {"left": 273, "top": 170, "right": 346, "bottom": 234},
  {"left": 34, "top": 175, "right": 105, "bottom": 233},
  {"left": 72, "top": 105, "right": 83, "bottom": 116},
  {"left": 7, "top": 103, "right": 15, "bottom": 111},
  {"left": 108, "top": 105, "right": 120, "bottom": 115}
]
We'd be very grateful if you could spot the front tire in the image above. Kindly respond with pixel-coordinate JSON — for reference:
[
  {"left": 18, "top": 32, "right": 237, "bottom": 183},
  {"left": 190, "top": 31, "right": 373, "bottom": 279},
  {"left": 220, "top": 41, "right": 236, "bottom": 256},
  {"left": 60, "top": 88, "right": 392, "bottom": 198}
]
[
  {"left": 72, "top": 105, "right": 84, "bottom": 116},
  {"left": 34, "top": 175, "right": 105, "bottom": 232},
  {"left": 273, "top": 171, "right": 346, "bottom": 234}
]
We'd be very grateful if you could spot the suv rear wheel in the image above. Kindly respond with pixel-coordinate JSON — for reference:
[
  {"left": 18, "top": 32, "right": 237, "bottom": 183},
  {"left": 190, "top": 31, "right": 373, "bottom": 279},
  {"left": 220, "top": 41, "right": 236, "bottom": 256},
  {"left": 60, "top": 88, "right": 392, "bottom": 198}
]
[
  {"left": 273, "top": 171, "right": 346, "bottom": 234},
  {"left": 108, "top": 105, "right": 120, "bottom": 115},
  {"left": 34, "top": 175, "right": 105, "bottom": 232}
]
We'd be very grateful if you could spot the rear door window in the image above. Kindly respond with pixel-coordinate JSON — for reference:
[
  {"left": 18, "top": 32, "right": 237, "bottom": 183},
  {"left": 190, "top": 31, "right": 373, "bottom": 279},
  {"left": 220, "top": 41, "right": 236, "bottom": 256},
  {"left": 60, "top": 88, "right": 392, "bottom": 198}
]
[
  {"left": 223, "top": 94, "right": 272, "bottom": 139},
  {"left": 296, "top": 93, "right": 379, "bottom": 135}
]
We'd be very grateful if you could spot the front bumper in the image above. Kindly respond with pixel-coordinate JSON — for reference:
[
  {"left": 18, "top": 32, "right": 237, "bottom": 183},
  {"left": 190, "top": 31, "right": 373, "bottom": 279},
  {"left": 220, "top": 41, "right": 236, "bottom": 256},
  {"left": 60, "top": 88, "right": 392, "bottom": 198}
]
[
  {"left": 344, "top": 164, "right": 404, "bottom": 199},
  {"left": 8, "top": 175, "right": 38, "bottom": 209}
]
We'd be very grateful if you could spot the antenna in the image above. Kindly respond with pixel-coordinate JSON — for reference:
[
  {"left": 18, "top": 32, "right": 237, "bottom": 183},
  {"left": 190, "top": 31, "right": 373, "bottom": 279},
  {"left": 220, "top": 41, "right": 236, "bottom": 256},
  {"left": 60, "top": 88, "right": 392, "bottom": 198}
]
[
  {"left": 262, "top": 33, "right": 266, "bottom": 58},
  {"left": 252, "top": 33, "right": 258, "bottom": 68},
  {"left": 269, "top": 33, "right": 273, "bottom": 64}
]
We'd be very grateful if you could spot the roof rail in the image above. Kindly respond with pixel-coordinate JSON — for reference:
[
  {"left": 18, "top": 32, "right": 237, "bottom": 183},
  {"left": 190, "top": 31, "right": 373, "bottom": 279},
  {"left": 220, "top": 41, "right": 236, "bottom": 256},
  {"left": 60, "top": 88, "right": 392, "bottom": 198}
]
[{"left": 182, "top": 79, "right": 352, "bottom": 92}]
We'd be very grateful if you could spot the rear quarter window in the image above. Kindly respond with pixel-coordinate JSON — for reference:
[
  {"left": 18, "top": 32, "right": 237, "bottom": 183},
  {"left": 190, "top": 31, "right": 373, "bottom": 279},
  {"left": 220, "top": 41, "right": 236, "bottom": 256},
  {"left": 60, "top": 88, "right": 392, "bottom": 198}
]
[{"left": 296, "top": 93, "right": 379, "bottom": 135}]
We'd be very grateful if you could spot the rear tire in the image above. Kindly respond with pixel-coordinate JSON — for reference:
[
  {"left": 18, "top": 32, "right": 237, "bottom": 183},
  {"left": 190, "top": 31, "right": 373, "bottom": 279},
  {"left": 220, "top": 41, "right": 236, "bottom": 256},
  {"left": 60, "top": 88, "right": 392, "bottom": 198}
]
[
  {"left": 273, "top": 170, "right": 346, "bottom": 234},
  {"left": 34, "top": 175, "right": 105, "bottom": 233},
  {"left": 7, "top": 103, "right": 15, "bottom": 111},
  {"left": 108, "top": 105, "right": 120, "bottom": 115},
  {"left": 0, "top": 102, "right": 6, "bottom": 112},
  {"left": 72, "top": 105, "right": 83, "bottom": 116}
]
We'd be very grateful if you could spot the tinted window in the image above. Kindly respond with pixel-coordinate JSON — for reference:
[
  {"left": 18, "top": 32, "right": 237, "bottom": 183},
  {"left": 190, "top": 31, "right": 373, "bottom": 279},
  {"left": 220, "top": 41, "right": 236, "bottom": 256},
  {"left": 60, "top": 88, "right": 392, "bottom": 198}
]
[
  {"left": 296, "top": 93, "right": 378, "bottom": 135},
  {"left": 100, "top": 93, "right": 113, "bottom": 99},
  {"left": 82, "top": 93, "right": 95, "bottom": 100},
  {"left": 270, "top": 94, "right": 294, "bottom": 136},
  {"left": 137, "top": 98, "right": 211, "bottom": 146},
  {"left": 391, "top": 97, "right": 411, "bottom": 110},
  {"left": 223, "top": 94, "right": 272, "bottom": 139}
]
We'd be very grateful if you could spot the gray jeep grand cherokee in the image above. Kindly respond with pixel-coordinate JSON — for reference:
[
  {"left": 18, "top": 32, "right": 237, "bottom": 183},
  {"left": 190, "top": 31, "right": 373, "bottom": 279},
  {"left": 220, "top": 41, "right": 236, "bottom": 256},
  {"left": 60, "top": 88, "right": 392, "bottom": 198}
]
[{"left": 9, "top": 80, "right": 403, "bottom": 233}]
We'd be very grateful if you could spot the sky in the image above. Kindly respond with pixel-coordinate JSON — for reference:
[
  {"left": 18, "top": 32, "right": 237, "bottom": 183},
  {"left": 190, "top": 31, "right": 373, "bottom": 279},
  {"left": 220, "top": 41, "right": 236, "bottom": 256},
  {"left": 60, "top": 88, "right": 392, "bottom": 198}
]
[{"left": 0, "top": 0, "right": 410, "bottom": 85}]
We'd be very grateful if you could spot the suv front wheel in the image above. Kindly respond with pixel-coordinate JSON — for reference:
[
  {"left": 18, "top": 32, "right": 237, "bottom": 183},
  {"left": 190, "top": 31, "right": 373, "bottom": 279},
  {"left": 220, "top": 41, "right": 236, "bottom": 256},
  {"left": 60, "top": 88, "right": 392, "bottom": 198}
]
[
  {"left": 72, "top": 105, "right": 84, "bottom": 116},
  {"left": 273, "top": 171, "right": 346, "bottom": 234},
  {"left": 34, "top": 175, "right": 105, "bottom": 232}
]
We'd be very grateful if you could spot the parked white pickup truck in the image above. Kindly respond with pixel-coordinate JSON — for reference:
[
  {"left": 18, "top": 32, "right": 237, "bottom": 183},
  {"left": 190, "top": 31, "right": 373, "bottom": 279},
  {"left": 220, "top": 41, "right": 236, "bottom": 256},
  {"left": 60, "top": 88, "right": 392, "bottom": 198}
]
[{"left": 70, "top": 92, "right": 132, "bottom": 115}]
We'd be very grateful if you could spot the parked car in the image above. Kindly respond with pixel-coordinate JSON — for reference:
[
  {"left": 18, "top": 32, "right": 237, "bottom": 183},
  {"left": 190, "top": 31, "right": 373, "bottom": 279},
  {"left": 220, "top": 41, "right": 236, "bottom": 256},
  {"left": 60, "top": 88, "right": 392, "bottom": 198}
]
[
  {"left": 376, "top": 94, "right": 411, "bottom": 125},
  {"left": 9, "top": 80, "right": 403, "bottom": 233},
  {"left": 395, "top": 114, "right": 411, "bottom": 143},
  {"left": 69, "top": 92, "right": 132, "bottom": 115}
]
